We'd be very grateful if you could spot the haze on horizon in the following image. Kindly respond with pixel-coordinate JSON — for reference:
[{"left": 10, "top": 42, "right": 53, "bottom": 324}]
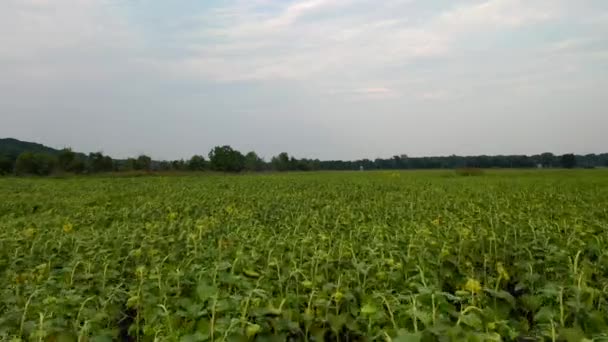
[{"left": 1, "top": 0, "right": 607, "bottom": 161}]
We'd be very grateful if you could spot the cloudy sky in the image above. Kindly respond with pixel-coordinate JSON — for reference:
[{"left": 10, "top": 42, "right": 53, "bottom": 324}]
[{"left": 1, "top": 0, "right": 607, "bottom": 160}]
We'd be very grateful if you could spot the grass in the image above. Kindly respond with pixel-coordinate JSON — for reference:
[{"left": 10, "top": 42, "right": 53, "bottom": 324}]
[
  {"left": 454, "top": 168, "right": 485, "bottom": 177},
  {"left": 1, "top": 169, "right": 607, "bottom": 341}
]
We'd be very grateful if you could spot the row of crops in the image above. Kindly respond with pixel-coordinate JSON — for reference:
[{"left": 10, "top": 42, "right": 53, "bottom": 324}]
[{"left": 1, "top": 170, "right": 608, "bottom": 341}]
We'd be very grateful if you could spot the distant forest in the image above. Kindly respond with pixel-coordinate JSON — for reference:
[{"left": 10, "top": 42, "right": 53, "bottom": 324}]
[{"left": 1, "top": 138, "right": 606, "bottom": 176}]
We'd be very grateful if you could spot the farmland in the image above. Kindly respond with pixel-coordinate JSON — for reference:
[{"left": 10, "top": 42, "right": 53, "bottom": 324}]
[{"left": 1, "top": 170, "right": 608, "bottom": 341}]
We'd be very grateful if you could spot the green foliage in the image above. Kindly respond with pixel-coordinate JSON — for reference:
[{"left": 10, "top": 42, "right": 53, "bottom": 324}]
[
  {"left": 14, "top": 152, "right": 58, "bottom": 175},
  {"left": 1, "top": 170, "right": 607, "bottom": 340},
  {"left": 57, "top": 148, "right": 76, "bottom": 170},
  {"left": 124, "top": 157, "right": 137, "bottom": 171},
  {"left": 188, "top": 155, "right": 207, "bottom": 171},
  {"left": 540, "top": 152, "right": 556, "bottom": 168},
  {"left": 171, "top": 159, "right": 187, "bottom": 171},
  {"left": 158, "top": 161, "right": 172, "bottom": 171},
  {"left": 14, "top": 152, "right": 37, "bottom": 175},
  {"left": 0, "top": 155, "right": 13, "bottom": 175},
  {"left": 271, "top": 152, "right": 290, "bottom": 171},
  {"left": 57, "top": 148, "right": 85, "bottom": 174},
  {"left": 0, "top": 138, "right": 60, "bottom": 159},
  {"left": 244, "top": 151, "right": 264, "bottom": 172},
  {"left": 135, "top": 155, "right": 152, "bottom": 171},
  {"left": 88, "top": 152, "right": 114, "bottom": 173},
  {"left": 561, "top": 154, "right": 577, "bottom": 169},
  {"left": 209, "top": 145, "right": 245, "bottom": 172},
  {"left": 455, "top": 168, "right": 485, "bottom": 176},
  {"left": 3, "top": 138, "right": 608, "bottom": 176}
]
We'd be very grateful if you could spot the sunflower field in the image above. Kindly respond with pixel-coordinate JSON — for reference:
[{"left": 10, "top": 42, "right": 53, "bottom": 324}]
[{"left": 1, "top": 170, "right": 608, "bottom": 341}]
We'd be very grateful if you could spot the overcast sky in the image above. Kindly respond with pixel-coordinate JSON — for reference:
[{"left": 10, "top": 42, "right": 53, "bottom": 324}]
[{"left": 1, "top": 0, "right": 607, "bottom": 160}]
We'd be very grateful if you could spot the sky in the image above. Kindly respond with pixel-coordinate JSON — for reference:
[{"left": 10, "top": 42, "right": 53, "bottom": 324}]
[{"left": 1, "top": 0, "right": 607, "bottom": 161}]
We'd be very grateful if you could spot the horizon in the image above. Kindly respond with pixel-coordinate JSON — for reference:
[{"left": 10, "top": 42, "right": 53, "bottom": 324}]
[
  {"left": 1, "top": 0, "right": 607, "bottom": 160},
  {"left": 2, "top": 136, "right": 605, "bottom": 163}
]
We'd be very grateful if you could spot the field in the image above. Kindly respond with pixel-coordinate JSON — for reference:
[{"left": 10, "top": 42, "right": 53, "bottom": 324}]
[{"left": 1, "top": 170, "right": 608, "bottom": 341}]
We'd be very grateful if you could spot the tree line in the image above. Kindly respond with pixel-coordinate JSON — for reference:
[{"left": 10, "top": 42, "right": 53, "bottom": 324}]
[{"left": 0, "top": 145, "right": 606, "bottom": 176}]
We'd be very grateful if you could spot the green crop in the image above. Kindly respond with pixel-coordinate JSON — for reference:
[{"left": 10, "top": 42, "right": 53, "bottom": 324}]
[{"left": 1, "top": 170, "right": 608, "bottom": 341}]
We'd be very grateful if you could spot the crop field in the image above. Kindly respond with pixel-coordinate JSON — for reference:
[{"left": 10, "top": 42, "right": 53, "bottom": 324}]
[{"left": 1, "top": 170, "right": 608, "bottom": 341}]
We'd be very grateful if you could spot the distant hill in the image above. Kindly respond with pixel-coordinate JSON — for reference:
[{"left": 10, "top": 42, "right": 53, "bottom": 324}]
[
  {"left": 0, "top": 138, "right": 62, "bottom": 159},
  {"left": 0, "top": 138, "right": 143, "bottom": 168}
]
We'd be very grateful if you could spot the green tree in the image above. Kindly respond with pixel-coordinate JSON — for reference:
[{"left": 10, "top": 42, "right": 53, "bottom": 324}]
[
  {"left": 135, "top": 155, "right": 152, "bottom": 171},
  {"left": 34, "top": 154, "right": 57, "bottom": 175},
  {"left": 271, "top": 152, "right": 290, "bottom": 171},
  {"left": 171, "top": 160, "right": 186, "bottom": 171},
  {"left": 15, "top": 152, "right": 57, "bottom": 175},
  {"left": 57, "top": 148, "right": 85, "bottom": 173},
  {"left": 15, "top": 152, "right": 35, "bottom": 175},
  {"left": 124, "top": 158, "right": 137, "bottom": 171},
  {"left": 58, "top": 148, "right": 76, "bottom": 171},
  {"left": 208, "top": 145, "right": 245, "bottom": 172},
  {"left": 104, "top": 156, "right": 114, "bottom": 171},
  {"left": 244, "top": 151, "right": 264, "bottom": 171},
  {"left": 560, "top": 153, "right": 577, "bottom": 169},
  {"left": 158, "top": 161, "right": 171, "bottom": 171},
  {"left": 540, "top": 152, "right": 555, "bottom": 168},
  {"left": 188, "top": 155, "right": 207, "bottom": 171},
  {"left": 88, "top": 152, "right": 114, "bottom": 173},
  {"left": 0, "top": 156, "right": 13, "bottom": 175},
  {"left": 69, "top": 158, "right": 86, "bottom": 173}
]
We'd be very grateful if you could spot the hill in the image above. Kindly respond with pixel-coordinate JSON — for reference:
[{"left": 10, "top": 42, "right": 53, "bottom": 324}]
[{"left": 0, "top": 138, "right": 62, "bottom": 159}]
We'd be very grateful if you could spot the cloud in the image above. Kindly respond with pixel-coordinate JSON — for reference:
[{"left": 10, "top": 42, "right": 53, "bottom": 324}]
[
  {"left": 156, "top": 0, "right": 575, "bottom": 86},
  {"left": 357, "top": 87, "right": 392, "bottom": 94},
  {"left": 0, "top": 0, "right": 140, "bottom": 83},
  {"left": 435, "top": 0, "right": 559, "bottom": 31},
  {"left": 266, "top": 0, "right": 339, "bottom": 28},
  {"left": 1, "top": 0, "right": 607, "bottom": 159},
  {"left": 164, "top": 0, "right": 449, "bottom": 82}
]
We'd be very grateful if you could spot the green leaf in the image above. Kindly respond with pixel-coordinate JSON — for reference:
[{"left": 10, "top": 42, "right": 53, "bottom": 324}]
[
  {"left": 197, "top": 282, "right": 218, "bottom": 303},
  {"left": 558, "top": 327, "right": 587, "bottom": 342},
  {"left": 180, "top": 332, "right": 208, "bottom": 342},
  {"left": 534, "top": 306, "right": 555, "bottom": 323},
  {"left": 197, "top": 318, "right": 211, "bottom": 336},
  {"left": 454, "top": 290, "right": 469, "bottom": 297},
  {"left": 520, "top": 294, "right": 541, "bottom": 312},
  {"left": 474, "top": 332, "right": 501, "bottom": 341},
  {"left": 255, "top": 306, "right": 282, "bottom": 317},
  {"left": 393, "top": 330, "right": 422, "bottom": 342},
  {"left": 540, "top": 284, "right": 561, "bottom": 298},
  {"left": 439, "top": 291, "right": 463, "bottom": 302},
  {"left": 484, "top": 289, "right": 515, "bottom": 307},
  {"left": 126, "top": 296, "right": 139, "bottom": 308},
  {"left": 360, "top": 303, "right": 377, "bottom": 315},
  {"left": 243, "top": 269, "right": 260, "bottom": 278},
  {"left": 254, "top": 333, "right": 288, "bottom": 342},
  {"left": 214, "top": 299, "right": 235, "bottom": 313},
  {"left": 54, "top": 333, "right": 77, "bottom": 342},
  {"left": 90, "top": 333, "right": 114, "bottom": 342},
  {"left": 584, "top": 310, "right": 607, "bottom": 332},
  {"left": 459, "top": 312, "right": 482, "bottom": 329},
  {"left": 246, "top": 323, "right": 261, "bottom": 338},
  {"left": 310, "top": 326, "right": 327, "bottom": 342},
  {"left": 327, "top": 313, "right": 347, "bottom": 331}
]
